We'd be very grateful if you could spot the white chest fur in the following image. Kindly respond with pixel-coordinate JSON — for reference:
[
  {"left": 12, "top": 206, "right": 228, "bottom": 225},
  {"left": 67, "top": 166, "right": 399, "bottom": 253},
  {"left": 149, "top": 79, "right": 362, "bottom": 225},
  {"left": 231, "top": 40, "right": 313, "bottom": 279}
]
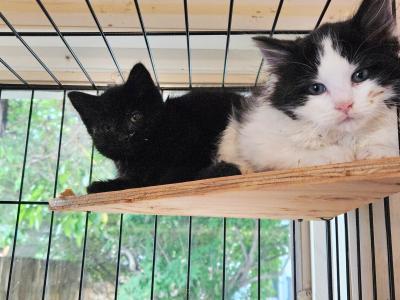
[{"left": 217, "top": 102, "right": 399, "bottom": 173}]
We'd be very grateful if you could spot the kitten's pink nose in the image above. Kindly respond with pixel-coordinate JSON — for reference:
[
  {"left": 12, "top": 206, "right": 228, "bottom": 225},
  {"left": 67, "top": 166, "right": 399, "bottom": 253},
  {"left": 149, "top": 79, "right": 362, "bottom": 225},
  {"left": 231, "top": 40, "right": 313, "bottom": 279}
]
[{"left": 335, "top": 102, "right": 353, "bottom": 113}]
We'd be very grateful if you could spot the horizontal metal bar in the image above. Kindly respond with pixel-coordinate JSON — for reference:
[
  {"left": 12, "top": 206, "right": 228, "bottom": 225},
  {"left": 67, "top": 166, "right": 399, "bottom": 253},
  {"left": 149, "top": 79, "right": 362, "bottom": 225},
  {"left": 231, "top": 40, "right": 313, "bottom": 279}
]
[
  {"left": 0, "top": 83, "right": 257, "bottom": 92},
  {"left": 0, "top": 201, "right": 49, "bottom": 205},
  {"left": 0, "top": 84, "right": 101, "bottom": 91},
  {"left": 0, "top": 30, "right": 310, "bottom": 37}
]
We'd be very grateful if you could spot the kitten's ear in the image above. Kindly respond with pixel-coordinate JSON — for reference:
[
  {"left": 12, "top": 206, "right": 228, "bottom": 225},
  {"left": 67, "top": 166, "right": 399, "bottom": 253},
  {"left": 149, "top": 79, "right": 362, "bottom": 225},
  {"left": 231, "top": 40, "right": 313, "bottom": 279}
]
[
  {"left": 253, "top": 36, "right": 295, "bottom": 67},
  {"left": 68, "top": 91, "right": 99, "bottom": 126},
  {"left": 126, "top": 63, "right": 157, "bottom": 92},
  {"left": 352, "top": 0, "right": 396, "bottom": 39},
  {"left": 125, "top": 63, "right": 163, "bottom": 105}
]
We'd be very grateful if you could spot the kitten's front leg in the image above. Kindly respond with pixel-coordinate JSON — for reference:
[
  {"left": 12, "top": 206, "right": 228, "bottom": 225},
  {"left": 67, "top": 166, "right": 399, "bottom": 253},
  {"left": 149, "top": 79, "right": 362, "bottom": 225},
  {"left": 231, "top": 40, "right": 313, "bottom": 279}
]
[{"left": 87, "top": 178, "right": 138, "bottom": 194}]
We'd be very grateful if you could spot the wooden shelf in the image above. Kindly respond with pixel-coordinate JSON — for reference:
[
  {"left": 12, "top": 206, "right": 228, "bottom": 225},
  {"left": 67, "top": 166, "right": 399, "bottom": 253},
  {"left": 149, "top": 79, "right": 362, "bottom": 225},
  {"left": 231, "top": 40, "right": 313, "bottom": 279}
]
[{"left": 49, "top": 157, "right": 400, "bottom": 220}]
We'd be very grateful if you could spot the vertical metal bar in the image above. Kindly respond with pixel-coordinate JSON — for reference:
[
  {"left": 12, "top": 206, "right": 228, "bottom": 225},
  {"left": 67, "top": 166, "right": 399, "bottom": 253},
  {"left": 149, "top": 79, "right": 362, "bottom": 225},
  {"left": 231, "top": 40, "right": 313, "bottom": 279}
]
[
  {"left": 314, "top": 0, "right": 332, "bottom": 29},
  {"left": 292, "top": 220, "right": 297, "bottom": 300},
  {"left": 133, "top": 0, "right": 160, "bottom": 88},
  {"left": 221, "top": 0, "right": 235, "bottom": 87},
  {"left": 6, "top": 90, "right": 35, "bottom": 300},
  {"left": 326, "top": 220, "right": 333, "bottom": 300},
  {"left": 35, "top": 0, "right": 96, "bottom": 88},
  {"left": 334, "top": 217, "right": 341, "bottom": 300},
  {"left": 0, "top": 57, "right": 29, "bottom": 85},
  {"left": 41, "top": 90, "right": 67, "bottom": 300},
  {"left": 150, "top": 215, "right": 158, "bottom": 300},
  {"left": 257, "top": 219, "right": 261, "bottom": 300},
  {"left": 0, "top": 13, "right": 62, "bottom": 86},
  {"left": 183, "top": 0, "right": 192, "bottom": 88},
  {"left": 384, "top": 198, "right": 396, "bottom": 300},
  {"left": 344, "top": 213, "right": 351, "bottom": 300},
  {"left": 78, "top": 141, "right": 95, "bottom": 300},
  {"left": 41, "top": 206, "right": 55, "bottom": 297},
  {"left": 369, "top": 204, "right": 377, "bottom": 300},
  {"left": 222, "top": 218, "right": 227, "bottom": 300},
  {"left": 392, "top": 0, "right": 398, "bottom": 295},
  {"left": 78, "top": 211, "right": 90, "bottom": 300},
  {"left": 186, "top": 216, "right": 192, "bottom": 300},
  {"left": 85, "top": 0, "right": 124, "bottom": 82},
  {"left": 254, "top": 0, "right": 284, "bottom": 86},
  {"left": 355, "top": 209, "right": 363, "bottom": 300},
  {"left": 114, "top": 214, "right": 124, "bottom": 300}
]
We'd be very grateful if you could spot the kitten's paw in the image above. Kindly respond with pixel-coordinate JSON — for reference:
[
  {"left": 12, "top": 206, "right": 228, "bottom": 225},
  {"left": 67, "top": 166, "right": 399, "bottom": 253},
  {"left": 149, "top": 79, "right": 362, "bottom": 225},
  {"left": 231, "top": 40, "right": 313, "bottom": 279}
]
[
  {"left": 86, "top": 181, "right": 111, "bottom": 194},
  {"left": 87, "top": 178, "right": 137, "bottom": 193},
  {"left": 197, "top": 161, "right": 242, "bottom": 180}
]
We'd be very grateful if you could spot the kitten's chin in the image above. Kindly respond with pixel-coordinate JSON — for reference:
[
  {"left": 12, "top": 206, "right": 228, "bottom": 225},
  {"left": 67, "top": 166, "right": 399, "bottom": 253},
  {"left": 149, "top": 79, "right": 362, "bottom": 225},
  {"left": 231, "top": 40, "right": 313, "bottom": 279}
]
[
  {"left": 314, "top": 117, "right": 361, "bottom": 134},
  {"left": 335, "top": 116, "right": 366, "bottom": 133}
]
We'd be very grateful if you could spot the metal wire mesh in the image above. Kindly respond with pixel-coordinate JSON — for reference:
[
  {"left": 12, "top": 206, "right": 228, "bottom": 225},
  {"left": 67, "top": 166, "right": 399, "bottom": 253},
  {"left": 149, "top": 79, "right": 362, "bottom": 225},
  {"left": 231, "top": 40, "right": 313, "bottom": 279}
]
[{"left": 0, "top": 1, "right": 398, "bottom": 299}]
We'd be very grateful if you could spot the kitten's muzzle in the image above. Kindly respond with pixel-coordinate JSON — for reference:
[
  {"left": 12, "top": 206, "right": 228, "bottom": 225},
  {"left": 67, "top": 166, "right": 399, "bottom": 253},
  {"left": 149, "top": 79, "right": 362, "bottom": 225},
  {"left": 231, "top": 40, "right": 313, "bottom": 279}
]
[
  {"left": 118, "top": 132, "right": 134, "bottom": 142},
  {"left": 335, "top": 101, "right": 353, "bottom": 114}
]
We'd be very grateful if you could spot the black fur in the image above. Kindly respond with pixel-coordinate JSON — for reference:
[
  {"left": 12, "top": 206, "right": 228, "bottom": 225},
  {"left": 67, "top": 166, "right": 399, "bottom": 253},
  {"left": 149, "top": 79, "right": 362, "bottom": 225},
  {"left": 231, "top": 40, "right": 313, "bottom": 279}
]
[
  {"left": 69, "top": 64, "right": 243, "bottom": 193},
  {"left": 253, "top": 0, "right": 400, "bottom": 118},
  {"left": 196, "top": 161, "right": 241, "bottom": 180}
]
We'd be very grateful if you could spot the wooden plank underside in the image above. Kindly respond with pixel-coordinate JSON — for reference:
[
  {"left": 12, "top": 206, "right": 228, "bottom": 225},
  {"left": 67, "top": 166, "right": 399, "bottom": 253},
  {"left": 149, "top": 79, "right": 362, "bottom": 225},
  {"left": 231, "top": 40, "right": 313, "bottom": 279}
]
[{"left": 49, "top": 157, "right": 400, "bottom": 220}]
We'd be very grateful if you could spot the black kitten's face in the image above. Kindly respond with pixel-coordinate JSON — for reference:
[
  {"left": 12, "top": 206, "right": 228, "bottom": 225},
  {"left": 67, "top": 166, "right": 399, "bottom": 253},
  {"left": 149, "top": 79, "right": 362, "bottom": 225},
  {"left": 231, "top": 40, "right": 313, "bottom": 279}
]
[
  {"left": 69, "top": 63, "right": 163, "bottom": 160},
  {"left": 254, "top": 0, "right": 400, "bottom": 132}
]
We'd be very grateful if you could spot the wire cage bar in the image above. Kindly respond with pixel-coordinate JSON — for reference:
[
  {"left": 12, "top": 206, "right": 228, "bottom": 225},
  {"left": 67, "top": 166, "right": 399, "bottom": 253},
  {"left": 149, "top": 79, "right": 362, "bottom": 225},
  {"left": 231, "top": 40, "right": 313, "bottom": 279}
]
[
  {"left": 0, "top": 57, "right": 28, "bottom": 86},
  {"left": 0, "top": 30, "right": 311, "bottom": 38},
  {"left": 35, "top": 0, "right": 96, "bottom": 89},
  {"left": 0, "top": 13, "right": 62, "bottom": 87},
  {"left": 5, "top": 90, "right": 34, "bottom": 299},
  {"left": 254, "top": 0, "right": 285, "bottom": 86},
  {"left": 133, "top": 0, "right": 160, "bottom": 88},
  {"left": 221, "top": 0, "right": 235, "bottom": 87},
  {"left": 41, "top": 89, "right": 67, "bottom": 300},
  {"left": 183, "top": 0, "right": 192, "bottom": 88},
  {"left": 85, "top": 0, "right": 125, "bottom": 83},
  {"left": 0, "top": 0, "right": 399, "bottom": 299}
]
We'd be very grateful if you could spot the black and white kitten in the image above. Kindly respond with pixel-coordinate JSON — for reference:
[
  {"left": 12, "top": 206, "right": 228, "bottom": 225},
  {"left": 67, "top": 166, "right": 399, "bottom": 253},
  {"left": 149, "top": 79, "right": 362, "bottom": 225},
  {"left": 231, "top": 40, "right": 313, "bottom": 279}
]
[
  {"left": 217, "top": 0, "right": 400, "bottom": 172},
  {"left": 69, "top": 63, "right": 241, "bottom": 193}
]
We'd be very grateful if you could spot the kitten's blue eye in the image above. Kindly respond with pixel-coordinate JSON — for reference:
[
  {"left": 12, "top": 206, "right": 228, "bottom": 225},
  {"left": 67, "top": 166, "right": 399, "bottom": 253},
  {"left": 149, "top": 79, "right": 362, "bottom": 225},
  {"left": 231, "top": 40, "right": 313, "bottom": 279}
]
[
  {"left": 352, "top": 69, "right": 369, "bottom": 83},
  {"left": 308, "top": 83, "right": 326, "bottom": 95}
]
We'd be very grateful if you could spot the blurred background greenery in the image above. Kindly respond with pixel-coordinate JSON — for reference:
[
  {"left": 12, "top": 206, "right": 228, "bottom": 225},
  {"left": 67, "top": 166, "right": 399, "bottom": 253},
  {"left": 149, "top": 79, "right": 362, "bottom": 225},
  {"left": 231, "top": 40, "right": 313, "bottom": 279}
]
[{"left": 0, "top": 90, "right": 291, "bottom": 300}]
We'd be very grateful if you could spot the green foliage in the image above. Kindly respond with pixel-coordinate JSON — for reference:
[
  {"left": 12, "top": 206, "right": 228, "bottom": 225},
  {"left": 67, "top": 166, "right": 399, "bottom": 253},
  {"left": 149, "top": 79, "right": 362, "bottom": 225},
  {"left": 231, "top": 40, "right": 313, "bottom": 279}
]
[{"left": 0, "top": 94, "right": 291, "bottom": 299}]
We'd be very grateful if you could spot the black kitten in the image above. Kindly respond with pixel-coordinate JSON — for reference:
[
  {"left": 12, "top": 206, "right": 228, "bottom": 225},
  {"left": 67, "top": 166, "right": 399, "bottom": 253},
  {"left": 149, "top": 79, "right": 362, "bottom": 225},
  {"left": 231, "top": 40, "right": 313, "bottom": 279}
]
[{"left": 69, "top": 63, "right": 241, "bottom": 193}]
